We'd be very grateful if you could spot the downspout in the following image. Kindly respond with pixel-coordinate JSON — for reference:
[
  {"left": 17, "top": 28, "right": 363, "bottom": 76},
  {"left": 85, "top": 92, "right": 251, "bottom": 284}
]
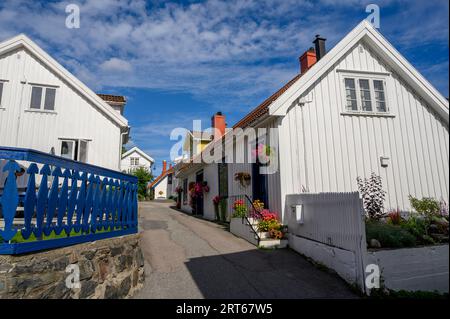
[{"left": 119, "top": 126, "right": 130, "bottom": 171}]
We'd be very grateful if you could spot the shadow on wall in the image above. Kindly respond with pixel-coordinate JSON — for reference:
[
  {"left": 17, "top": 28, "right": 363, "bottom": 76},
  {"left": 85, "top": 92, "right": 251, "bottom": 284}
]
[{"left": 184, "top": 249, "right": 358, "bottom": 299}]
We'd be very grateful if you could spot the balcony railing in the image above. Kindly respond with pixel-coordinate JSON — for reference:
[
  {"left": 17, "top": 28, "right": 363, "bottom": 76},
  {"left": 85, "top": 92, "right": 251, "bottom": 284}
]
[{"left": 0, "top": 146, "right": 138, "bottom": 255}]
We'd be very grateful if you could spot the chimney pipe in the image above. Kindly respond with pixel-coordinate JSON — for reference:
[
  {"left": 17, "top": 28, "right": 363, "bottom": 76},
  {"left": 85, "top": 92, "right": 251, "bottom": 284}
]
[
  {"left": 211, "top": 112, "right": 226, "bottom": 140},
  {"left": 313, "top": 35, "right": 327, "bottom": 61},
  {"left": 162, "top": 160, "right": 167, "bottom": 173},
  {"left": 299, "top": 47, "right": 317, "bottom": 74}
]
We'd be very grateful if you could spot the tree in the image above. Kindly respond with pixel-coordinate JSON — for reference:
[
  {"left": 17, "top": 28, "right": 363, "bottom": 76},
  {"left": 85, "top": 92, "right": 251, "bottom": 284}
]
[
  {"left": 122, "top": 146, "right": 127, "bottom": 155},
  {"left": 132, "top": 167, "right": 153, "bottom": 198}
]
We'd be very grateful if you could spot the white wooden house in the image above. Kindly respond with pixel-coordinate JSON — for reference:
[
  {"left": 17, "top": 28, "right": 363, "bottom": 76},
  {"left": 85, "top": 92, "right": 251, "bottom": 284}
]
[
  {"left": 175, "top": 21, "right": 449, "bottom": 222},
  {"left": 149, "top": 161, "right": 175, "bottom": 200},
  {"left": 121, "top": 146, "right": 154, "bottom": 173},
  {"left": 0, "top": 34, "right": 130, "bottom": 171}
]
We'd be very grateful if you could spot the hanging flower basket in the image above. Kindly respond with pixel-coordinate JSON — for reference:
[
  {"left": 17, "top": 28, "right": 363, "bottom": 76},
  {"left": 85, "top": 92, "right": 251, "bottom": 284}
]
[{"left": 234, "top": 172, "right": 251, "bottom": 187}]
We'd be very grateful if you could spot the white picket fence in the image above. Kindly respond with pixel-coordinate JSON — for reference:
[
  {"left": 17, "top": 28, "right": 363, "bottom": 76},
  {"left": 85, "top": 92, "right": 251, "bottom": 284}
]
[{"left": 285, "top": 192, "right": 368, "bottom": 292}]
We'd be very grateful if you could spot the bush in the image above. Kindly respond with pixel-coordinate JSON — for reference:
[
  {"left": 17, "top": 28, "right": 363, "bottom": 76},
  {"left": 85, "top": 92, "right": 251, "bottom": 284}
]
[
  {"left": 401, "top": 215, "right": 435, "bottom": 245},
  {"left": 357, "top": 173, "right": 386, "bottom": 219},
  {"left": 366, "top": 220, "right": 416, "bottom": 248},
  {"left": 409, "top": 196, "right": 440, "bottom": 220}
]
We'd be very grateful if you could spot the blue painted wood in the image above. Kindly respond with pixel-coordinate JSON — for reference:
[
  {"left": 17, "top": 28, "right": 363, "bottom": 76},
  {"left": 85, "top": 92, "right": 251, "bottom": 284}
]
[
  {"left": 44, "top": 167, "right": 62, "bottom": 236},
  {"left": 55, "top": 169, "right": 71, "bottom": 235},
  {"left": 34, "top": 164, "right": 51, "bottom": 238},
  {"left": 74, "top": 172, "right": 87, "bottom": 233},
  {"left": 0, "top": 147, "right": 138, "bottom": 254},
  {"left": 21, "top": 164, "right": 39, "bottom": 240},
  {"left": 0, "top": 160, "right": 20, "bottom": 241},
  {"left": 65, "top": 170, "right": 79, "bottom": 235},
  {"left": 0, "top": 147, "right": 137, "bottom": 183},
  {"left": 0, "top": 227, "right": 138, "bottom": 255}
]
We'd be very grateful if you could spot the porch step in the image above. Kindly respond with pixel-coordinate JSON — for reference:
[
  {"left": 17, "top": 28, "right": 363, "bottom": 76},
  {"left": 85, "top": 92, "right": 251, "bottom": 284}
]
[{"left": 259, "top": 239, "right": 288, "bottom": 249}]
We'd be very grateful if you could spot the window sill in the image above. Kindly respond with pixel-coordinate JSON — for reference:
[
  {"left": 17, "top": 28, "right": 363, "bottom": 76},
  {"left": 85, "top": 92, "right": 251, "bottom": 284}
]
[
  {"left": 340, "top": 111, "right": 395, "bottom": 118},
  {"left": 25, "top": 109, "right": 57, "bottom": 115}
]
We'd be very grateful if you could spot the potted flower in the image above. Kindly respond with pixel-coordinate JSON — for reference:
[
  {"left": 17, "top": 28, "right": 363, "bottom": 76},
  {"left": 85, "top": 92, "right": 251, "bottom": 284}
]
[
  {"left": 232, "top": 199, "right": 247, "bottom": 218},
  {"left": 212, "top": 195, "right": 221, "bottom": 220}
]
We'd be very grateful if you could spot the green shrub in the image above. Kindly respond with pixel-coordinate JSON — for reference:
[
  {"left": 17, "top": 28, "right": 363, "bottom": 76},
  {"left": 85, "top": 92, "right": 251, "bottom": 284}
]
[
  {"left": 366, "top": 220, "right": 416, "bottom": 248},
  {"left": 400, "top": 215, "right": 435, "bottom": 245},
  {"left": 409, "top": 196, "right": 440, "bottom": 220}
]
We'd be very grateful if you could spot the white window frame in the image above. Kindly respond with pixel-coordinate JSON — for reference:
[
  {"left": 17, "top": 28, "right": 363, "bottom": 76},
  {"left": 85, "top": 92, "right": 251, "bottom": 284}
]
[
  {"left": 59, "top": 138, "right": 89, "bottom": 162},
  {"left": 130, "top": 157, "right": 140, "bottom": 166},
  {"left": 338, "top": 70, "right": 394, "bottom": 117},
  {"left": 28, "top": 83, "right": 58, "bottom": 112},
  {"left": 0, "top": 80, "right": 8, "bottom": 109}
]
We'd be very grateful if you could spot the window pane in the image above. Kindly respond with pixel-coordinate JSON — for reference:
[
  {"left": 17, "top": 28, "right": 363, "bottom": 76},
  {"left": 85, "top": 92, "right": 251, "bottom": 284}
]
[
  {"left": 359, "top": 79, "right": 372, "bottom": 111},
  {"left": 373, "top": 80, "right": 384, "bottom": 91},
  {"left": 44, "top": 88, "right": 56, "bottom": 110},
  {"left": 344, "top": 78, "right": 358, "bottom": 111},
  {"left": 60, "top": 141, "right": 74, "bottom": 159},
  {"left": 135, "top": 158, "right": 139, "bottom": 165},
  {"left": 345, "top": 78, "right": 355, "bottom": 89},
  {"left": 373, "top": 80, "right": 387, "bottom": 112},
  {"left": 0, "top": 82, "right": 3, "bottom": 105},
  {"left": 376, "top": 101, "right": 386, "bottom": 112},
  {"left": 79, "top": 140, "right": 88, "bottom": 162},
  {"left": 30, "top": 86, "right": 43, "bottom": 109}
]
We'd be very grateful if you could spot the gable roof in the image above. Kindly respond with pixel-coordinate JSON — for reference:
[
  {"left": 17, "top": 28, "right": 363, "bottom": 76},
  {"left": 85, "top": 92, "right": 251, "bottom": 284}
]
[
  {"left": 122, "top": 146, "right": 154, "bottom": 163},
  {"left": 0, "top": 34, "right": 129, "bottom": 128},
  {"left": 269, "top": 20, "right": 449, "bottom": 124},
  {"left": 148, "top": 166, "right": 174, "bottom": 189}
]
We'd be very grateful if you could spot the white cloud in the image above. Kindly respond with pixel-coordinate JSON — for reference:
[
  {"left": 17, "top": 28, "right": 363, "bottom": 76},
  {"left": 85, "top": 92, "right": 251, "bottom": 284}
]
[{"left": 99, "top": 58, "right": 133, "bottom": 72}]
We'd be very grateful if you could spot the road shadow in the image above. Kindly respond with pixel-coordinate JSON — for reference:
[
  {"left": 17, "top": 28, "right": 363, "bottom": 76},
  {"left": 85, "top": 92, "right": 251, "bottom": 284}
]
[{"left": 184, "top": 248, "right": 359, "bottom": 299}]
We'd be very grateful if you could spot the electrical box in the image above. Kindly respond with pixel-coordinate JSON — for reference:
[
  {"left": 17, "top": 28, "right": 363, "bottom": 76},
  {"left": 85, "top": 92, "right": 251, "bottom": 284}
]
[{"left": 380, "top": 156, "right": 390, "bottom": 167}]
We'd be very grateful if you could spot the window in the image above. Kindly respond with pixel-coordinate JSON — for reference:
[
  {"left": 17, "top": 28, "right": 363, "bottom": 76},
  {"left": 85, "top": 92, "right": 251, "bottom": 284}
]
[
  {"left": 168, "top": 174, "right": 173, "bottom": 185},
  {"left": 343, "top": 76, "right": 388, "bottom": 113},
  {"left": 60, "top": 139, "right": 89, "bottom": 162},
  {"left": 0, "top": 82, "right": 4, "bottom": 106},
  {"left": 30, "top": 85, "right": 57, "bottom": 111},
  {"left": 182, "top": 179, "right": 188, "bottom": 205},
  {"left": 130, "top": 157, "right": 139, "bottom": 166}
]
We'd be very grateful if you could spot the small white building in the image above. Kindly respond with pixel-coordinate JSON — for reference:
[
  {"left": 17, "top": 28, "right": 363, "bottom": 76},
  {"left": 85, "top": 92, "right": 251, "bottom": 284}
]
[
  {"left": 175, "top": 21, "right": 449, "bottom": 222},
  {"left": 0, "top": 34, "right": 130, "bottom": 171},
  {"left": 149, "top": 161, "right": 175, "bottom": 200},
  {"left": 121, "top": 146, "right": 154, "bottom": 173}
]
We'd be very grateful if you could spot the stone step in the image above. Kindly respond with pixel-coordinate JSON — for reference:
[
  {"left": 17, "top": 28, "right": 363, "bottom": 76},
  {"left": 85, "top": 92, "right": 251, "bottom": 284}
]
[{"left": 259, "top": 239, "right": 288, "bottom": 249}]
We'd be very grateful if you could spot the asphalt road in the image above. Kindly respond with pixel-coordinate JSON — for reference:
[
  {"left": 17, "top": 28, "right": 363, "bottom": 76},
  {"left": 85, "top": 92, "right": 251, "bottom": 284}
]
[{"left": 133, "top": 201, "right": 358, "bottom": 299}]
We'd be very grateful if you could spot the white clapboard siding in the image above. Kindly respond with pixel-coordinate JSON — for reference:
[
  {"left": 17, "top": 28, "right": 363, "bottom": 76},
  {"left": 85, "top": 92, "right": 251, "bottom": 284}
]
[
  {"left": 0, "top": 47, "right": 122, "bottom": 170},
  {"left": 279, "top": 40, "right": 449, "bottom": 214}
]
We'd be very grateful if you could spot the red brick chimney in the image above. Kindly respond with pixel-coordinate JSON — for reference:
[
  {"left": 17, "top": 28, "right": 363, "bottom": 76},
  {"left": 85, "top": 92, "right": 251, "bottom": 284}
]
[
  {"left": 300, "top": 48, "right": 317, "bottom": 74},
  {"left": 162, "top": 160, "right": 167, "bottom": 173},
  {"left": 211, "top": 112, "right": 226, "bottom": 140}
]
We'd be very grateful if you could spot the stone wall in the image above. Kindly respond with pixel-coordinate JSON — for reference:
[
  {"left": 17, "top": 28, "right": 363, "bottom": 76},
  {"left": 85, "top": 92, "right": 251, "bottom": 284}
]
[{"left": 0, "top": 234, "right": 145, "bottom": 299}]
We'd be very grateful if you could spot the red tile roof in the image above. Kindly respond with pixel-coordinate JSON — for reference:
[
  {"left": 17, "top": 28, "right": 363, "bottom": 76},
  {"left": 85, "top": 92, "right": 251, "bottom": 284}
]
[
  {"left": 148, "top": 167, "right": 175, "bottom": 189},
  {"left": 97, "top": 94, "right": 126, "bottom": 103}
]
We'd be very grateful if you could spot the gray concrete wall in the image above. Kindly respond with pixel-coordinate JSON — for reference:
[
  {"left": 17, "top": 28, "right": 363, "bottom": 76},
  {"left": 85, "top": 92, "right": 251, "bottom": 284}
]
[{"left": 366, "top": 244, "right": 449, "bottom": 293}]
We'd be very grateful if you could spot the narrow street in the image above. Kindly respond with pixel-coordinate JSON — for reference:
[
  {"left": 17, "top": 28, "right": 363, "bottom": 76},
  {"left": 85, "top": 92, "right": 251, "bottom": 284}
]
[{"left": 133, "top": 201, "right": 358, "bottom": 299}]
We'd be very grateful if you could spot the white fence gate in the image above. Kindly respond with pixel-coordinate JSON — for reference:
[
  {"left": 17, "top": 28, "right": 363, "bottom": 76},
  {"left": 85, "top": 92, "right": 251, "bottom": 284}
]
[{"left": 285, "top": 192, "right": 368, "bottom": 292}]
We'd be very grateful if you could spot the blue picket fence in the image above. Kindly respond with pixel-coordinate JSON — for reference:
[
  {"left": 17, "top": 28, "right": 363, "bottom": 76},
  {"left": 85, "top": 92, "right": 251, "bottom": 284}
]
[{"left": 0, "top": 146, "right": 138, "bottom": 255}]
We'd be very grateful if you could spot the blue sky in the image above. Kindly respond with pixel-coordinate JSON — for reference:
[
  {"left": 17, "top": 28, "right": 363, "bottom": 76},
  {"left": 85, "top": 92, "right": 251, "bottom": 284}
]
[{"left": 0, "top": 0, "right": 448, "bottom": 176}]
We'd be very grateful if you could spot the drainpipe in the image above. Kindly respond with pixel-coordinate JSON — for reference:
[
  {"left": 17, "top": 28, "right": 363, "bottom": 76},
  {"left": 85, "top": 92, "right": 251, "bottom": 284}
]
[{"left": 119, "top": 127, "right": 130, "bottom": 171}]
